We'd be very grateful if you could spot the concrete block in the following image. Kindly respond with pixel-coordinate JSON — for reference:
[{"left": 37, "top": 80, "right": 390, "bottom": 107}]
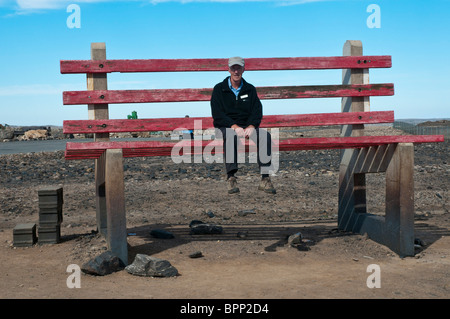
[
  {"left": 38, "top": 186, "right": 63, "bottom": 205},
  {"left": 13, "top": 223, "right": 37, "bottom": 247},
  {"left": 38, "top": 224, "right": 61, "bottom": 244}
]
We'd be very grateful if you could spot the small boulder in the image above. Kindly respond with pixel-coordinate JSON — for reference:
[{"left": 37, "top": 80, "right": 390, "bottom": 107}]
[
  {"left": 125, "top": 254, "right": 178, "bottom": 277},
  {"left": 189, "top": 220, "right": 205, "bottom": 228},
  {"left": 287, "top": 232, "right": 303, "bottom": 247},
  {"left": 23, "top": 129, "right": 47, "bottom": 140},
  {"left": 189, "top": 251, "right": 203, "bottom": 258},
  {"left": 0, "top": 126, "right": 14, "bottom": 140},
  {"left": 238, "top": 209, "right": 256, "bottom": 217},
  {"left": 190, "top": 223, "right": 223, "bottom": 235},
  {"left": 81, "top": 251, "right": 125, "bottom": 276}
]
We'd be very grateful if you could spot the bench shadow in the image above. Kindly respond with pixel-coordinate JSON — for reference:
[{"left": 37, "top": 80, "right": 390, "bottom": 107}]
[
  {"left": 125, "top": 222, "right": 353, "bottom": 260},
  {"left": 414, "top": 222, "right": 450, "bottom": 251},
  {"left": 59, "top": 220, "right": 449, "bottom": 260}
]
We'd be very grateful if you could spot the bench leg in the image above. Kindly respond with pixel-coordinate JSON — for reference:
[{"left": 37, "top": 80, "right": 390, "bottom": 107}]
[
  {"left": 105, "top": 149, "right": 128, "bottom": 265},
  {"left": 338, "top": 149, "right": 367, "bottom": 231},
  {"left": 384, "top": 143, "right": 415, "bottom": 256},
  {"left": 338, "top": 143, "right": 415, "bottom": 257}
]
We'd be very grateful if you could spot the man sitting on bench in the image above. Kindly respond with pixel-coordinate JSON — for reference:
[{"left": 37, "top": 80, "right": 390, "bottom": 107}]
[{"left": 210, "top": 56, "right": 276, "bottom": 195}]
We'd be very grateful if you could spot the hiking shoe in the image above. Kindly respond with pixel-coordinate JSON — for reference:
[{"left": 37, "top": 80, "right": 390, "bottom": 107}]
[
  {"left": 259, "top": 176, "right": 276, "bottom": 194},
  {"left": 227, "top": 176, "right": 240, "bottom": 194}
]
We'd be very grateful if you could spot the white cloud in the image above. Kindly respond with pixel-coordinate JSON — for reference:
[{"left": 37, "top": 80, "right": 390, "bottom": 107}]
[
  {"left": 16, "top": 0, "right": 121, "bottom": 10},
  {"left": 6, "top": 0, "right": 334, "bottom": 10}
]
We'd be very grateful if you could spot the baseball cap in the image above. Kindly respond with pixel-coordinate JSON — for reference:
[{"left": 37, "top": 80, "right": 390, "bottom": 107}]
[{"left": 228, "top": 56, "right": 245, "bottom": 67}]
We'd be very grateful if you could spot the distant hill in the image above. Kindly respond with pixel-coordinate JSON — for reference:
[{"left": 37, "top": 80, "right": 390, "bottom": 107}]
[
  {"left": 396, "top": 118, "right": 450, "bottom": 126},
  {"left": 418, "top": 120, "right": 450, "bottom": 127}
]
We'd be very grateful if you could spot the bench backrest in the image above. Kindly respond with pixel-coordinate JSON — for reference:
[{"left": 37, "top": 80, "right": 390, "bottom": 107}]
[
  {"left": 61, "top": 41, "right": 396, "bottom": 144},
  {"left": 61, "top": 54, "right": 393, "bottom": 107}
]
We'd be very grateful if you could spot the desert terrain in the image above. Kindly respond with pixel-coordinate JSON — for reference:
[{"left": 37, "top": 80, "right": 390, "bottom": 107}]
[{"left": 0, "top": 125, "right": 448, "bottom": 303}]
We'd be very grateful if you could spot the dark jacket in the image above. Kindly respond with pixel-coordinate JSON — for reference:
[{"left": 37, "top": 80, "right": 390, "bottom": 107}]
[{"left": 210, "top": 77, "right": 263, "bottom": 128}]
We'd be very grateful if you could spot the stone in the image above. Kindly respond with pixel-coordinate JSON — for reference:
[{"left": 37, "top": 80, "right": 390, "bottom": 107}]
[
  {"left": 13, "top": 223, "right": 37, "bottom": 247},
  {"left": 237, "top": 231, "right": 248, "bottom": 238},
  {"left": 81, "top": 251, "right": 125, "bottom": 276},
  {"left": 189, "top": 220, "right": 205, "bottom": 228},
  {"left": 150, "top": 229, "right": 174, "bottom": 239},
  {"left": 190, "top": 223, "right": 223, "bottom": 235},
  {"left": 287, "top": 232, "right": 303, "bottom": 247},
  {"left": 125, "top": 254, "right": 178, "bottom": 277},
  {"left": 238, "top": 209, "right": 256, "bottom": 216},
  {"left": 23, "top": 129, "right": 48, "bottom": 140},
  {"left": 0, "top": 126, "right": 14, "bottom": 140},
  {"left": 414, "top": 238, "right": 426, "bottom": 247},
  {"left": 189, "top": 251, "right": 203, "bottom": 258}
]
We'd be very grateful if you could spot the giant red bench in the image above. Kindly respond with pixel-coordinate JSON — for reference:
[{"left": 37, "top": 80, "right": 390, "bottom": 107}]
[{"left": 60, "top": 40, "right": 444, "bottom": 264}]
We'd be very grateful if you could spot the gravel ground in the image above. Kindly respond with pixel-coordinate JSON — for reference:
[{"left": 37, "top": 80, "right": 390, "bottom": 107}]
[{"left": 0, "top": 126, "right": 449, "bottom": 300}]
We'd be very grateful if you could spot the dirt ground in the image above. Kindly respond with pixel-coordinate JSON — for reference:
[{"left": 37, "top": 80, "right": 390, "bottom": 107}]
[{"left": 0, "top": 127, "right": 449, "bottom": 301}]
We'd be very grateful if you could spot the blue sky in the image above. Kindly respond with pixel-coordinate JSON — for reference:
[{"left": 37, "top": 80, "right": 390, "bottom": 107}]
[{"left": 0, "top": 0, "right": 449, "bottom": 126}]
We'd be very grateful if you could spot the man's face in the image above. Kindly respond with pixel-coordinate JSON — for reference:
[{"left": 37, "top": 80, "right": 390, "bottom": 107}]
[{"left": 228, "top": 64, "right": 244, "bottom": 83}]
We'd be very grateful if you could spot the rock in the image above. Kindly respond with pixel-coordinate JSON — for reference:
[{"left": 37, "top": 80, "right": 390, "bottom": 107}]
[
  {"left": 237, "top": 231, "right": 248, "bottom": 238},
  {"left": 190, "top": 223, "right": 223, "bottom": 235},
  {"left": 23, "top": 129, "right": 48, "bottom": 140},
  {"left": 0, "top": 127, "right": 14, "bottom": 140},
  {"left": 150, "top": 229, "right": 174, "bottom": 239},
  {"left": 125, "top": 254, "right": 178, "bottom": 277},
  {"left": 81, "top": 251, "right": 125, "bottom": 276},
  {"left": 189, "top": 251, "right": 203, "bottom": 258},
  {"left": 287, "top": 232, "right": 303, "bottom": 247},
  {"left": 414, "top": 238, "right": 426, "bottom": 247},
  {"left": 238, "top": 209, "right": 256, "bottom": 216},
  {"left": 189, "top": 220, "right": 205, "bottom": 228}
]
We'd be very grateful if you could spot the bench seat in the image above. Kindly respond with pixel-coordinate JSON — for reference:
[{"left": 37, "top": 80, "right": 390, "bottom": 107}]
[{"left": 65, "top": 134, "right": 444, "bottom": 160}]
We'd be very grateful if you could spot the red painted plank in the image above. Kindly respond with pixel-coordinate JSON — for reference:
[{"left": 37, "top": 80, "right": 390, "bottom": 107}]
[
  {"left": 60, "top": 56, "right": 392, "bottom": 74},
  {"left": 277, "top": 135, "right": 445, "bottom": 151},
  {"left": 64, "top": 134, "right": 444, "bottom": 160},
  {"left": 62, "top": 84, "right": 394, "bottom": 105},
  {"left": 63, "top": 111, "right": 395, "bottom": 134}
]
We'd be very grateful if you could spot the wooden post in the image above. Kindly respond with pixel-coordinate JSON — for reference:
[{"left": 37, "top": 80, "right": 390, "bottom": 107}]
[
  {"left": 87, "top": 42, "right": 109, "bottom": 236},
  {"left": 88, "top": 43, "right": 128, "bottom": 262},
  {"left": 339, "top": 40, "right": 369, "bottom": 230},
  {"left": 105, "top": 149, "right": 128, "bottom": 265}
]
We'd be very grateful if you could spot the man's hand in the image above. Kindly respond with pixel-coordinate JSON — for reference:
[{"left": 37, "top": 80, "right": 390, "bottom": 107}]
[
  {"left": 231, "top": 124, "right": 245, "bottom": 137},
  {"left": 244, "top": 125, "right": 255, "bottom": 139}
]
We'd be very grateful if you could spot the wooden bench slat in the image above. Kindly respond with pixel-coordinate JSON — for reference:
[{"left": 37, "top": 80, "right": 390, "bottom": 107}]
[
  {"left": 62, "top": 84, "right": 394, "bottom": 105},
  {"left": 278, "top": 135, "right": 444, "bottom": 151},
  {"left": 60, "top": 56, "right": 392, "bottom": 74},
  {"left": 64, "top": 134, "right": 444, "bottom": 160},
  {"left": 63, "top": 111, "right": 394, "bottom": 134}
]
